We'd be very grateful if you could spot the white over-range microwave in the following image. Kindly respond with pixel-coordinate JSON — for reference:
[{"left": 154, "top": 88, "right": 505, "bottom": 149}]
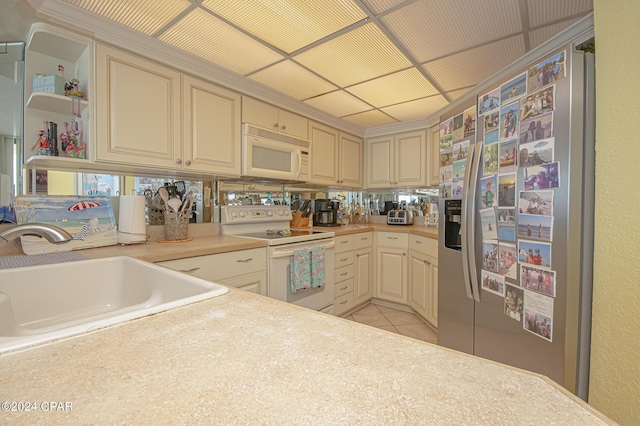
[{"left": 241, "top": 123, "right": 311, "bottom": 183}]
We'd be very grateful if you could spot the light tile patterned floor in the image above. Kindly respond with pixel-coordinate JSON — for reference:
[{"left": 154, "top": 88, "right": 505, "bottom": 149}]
[{"left": 344, "top": 303, "right": 438, "bottom": 344}]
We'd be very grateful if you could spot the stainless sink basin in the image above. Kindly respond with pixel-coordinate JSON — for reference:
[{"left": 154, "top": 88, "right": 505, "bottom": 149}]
[{"left": 0, "top": 256, "right": 228, "bottom": 353}]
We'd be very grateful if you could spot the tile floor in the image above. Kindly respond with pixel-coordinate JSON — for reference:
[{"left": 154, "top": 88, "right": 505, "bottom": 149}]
[{"left": 343, "top": 303, "right": 438, "bottom": 344}]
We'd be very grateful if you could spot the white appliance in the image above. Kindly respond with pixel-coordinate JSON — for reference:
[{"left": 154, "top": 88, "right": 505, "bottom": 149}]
[
  {"left": 241, "top": 124, "right": 311, "bottom": 183},
  {"left": 221, "top": 205, "right": 335, "bottom": 313}
]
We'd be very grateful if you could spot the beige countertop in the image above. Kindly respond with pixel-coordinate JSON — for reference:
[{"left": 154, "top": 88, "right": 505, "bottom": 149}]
[
  {"left": 0, "top": 290, "right": 611, "bottom": 424},
  {"left": 331, "top": 223, "right": 439, "bottom": 239}
]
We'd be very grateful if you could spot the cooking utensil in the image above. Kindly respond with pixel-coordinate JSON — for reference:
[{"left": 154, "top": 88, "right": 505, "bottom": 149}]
[
  {"left": 167, "top": 197, "right": 182, "bottom": 213},
  {"left": 174, "top": 181, "right": 186, "bottom": 198},
  {"left": 158, "top": 187, "right": 170, "bottom": 209}
]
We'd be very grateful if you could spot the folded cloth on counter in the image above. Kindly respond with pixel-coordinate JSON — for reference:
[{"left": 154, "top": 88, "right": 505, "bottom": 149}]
[
  {"left": 311, "top": 245, "right": 325, "bottom": 289},
  {"left": 290, "top": 247, "right": 311, "bottom": 293}
]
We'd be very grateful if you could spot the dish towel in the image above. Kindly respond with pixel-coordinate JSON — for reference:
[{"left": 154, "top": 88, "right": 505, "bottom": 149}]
[
  {"left": 311, "top": 245, "right": 325, "bottom": 289},
  {"left": 290, "top": 248, "right": 311, "bottom": 293}
]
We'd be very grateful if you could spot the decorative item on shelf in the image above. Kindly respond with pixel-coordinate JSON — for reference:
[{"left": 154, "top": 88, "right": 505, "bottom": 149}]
[
  {"left": 31, "top": 121, "right": 51, "bottom": 156},
  {"left": 64, "top": 77, "right": 85, "bottom": 117},
  {"left": 59, "top": 120, "right": 85, "bottom": 159}
]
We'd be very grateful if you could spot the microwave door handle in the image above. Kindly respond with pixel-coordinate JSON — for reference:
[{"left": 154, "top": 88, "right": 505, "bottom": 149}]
[{"left": 296, "top": 149, "right": 302, "bottom": 178}]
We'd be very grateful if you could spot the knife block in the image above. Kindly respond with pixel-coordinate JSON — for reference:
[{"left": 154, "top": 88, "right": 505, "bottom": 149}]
[{"left": 290, "top": 210, "right": 310, "bottom": 229}]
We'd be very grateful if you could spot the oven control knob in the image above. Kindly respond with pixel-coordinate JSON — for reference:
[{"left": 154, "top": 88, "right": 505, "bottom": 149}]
[
  {"left": 267, "top": 210, "right": 273, "bottom": 217},
  {"left": 239, "top": 211, "right": 246, "bottom": 218},
  {"left": 231, "top": 211, "right": 238, "bottom": 218},
  {"left": 279, "top": 209, "right": 286, "bottom": 216}
]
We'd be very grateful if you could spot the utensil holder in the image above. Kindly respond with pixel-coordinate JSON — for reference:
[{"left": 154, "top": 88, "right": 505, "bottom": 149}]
[{"left": 164, "top": 210, "right": 189, "bottom": 240}]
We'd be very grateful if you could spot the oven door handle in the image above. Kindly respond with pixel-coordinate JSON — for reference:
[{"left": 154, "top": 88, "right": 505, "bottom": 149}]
[{"left": 270, "top": 240, "right": 335, "bottom": 258}]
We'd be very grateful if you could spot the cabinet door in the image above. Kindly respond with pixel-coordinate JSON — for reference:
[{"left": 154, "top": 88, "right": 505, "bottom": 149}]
[
  {"left": 309, "top": 121, "right": 338, "bottom": 185},
  {"left": 429, "top": 124, "right": 440, "bottom": 186},
  {"left": 95, "top": 43, "right": 181, "bottom": 169},
  {"left": 182, "top": 75, "right": 241, "bottom": 176},
  {"left": 219, "top": 272, "right": 266, "bottom": 295},
  {"left": 427, "top": 257, "right": 438, "bottom": 327},
  {"left": 242, "top": 96, "right": 279, "bottom": 131},
  {"left": 375, "top": 246, "right": 407, "bottom": 304},
  {"left": 339, "top": 132, "right": 363, "bottom": 187},
  {"left": 279, "top": 109, "right": 308, "bottom": 139},
  {"left": 354, "top": 247, "right": 372, "bottom": 304},
  {"left": 366, "top": 135, "right": 393, "bottom": 188},
  {"left": 395, "top": 130, "right": 426, "bottom": 186},
  {"left": 409, "top": 250, "right": 429, "bottom": 319}
]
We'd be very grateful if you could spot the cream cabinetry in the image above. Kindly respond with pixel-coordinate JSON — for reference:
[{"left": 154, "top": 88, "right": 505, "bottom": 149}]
[
  {"left": 353, "top": 232, "right": 373, "bottom": 305},
  {"left": 242, "top": 96, "right": 308, "bottom": 139},
  {"left": 366, "top": 130, "right": 427, "bottom": 188},
  {"left": 95, "top": 43, "right": 241, "bottom": 176},
  {"left": 374, "top": 232, "right": 408, "bottom": 304},
  {"left": 334, "top": 234, "right": 355, "bottom": 316},
  {"left": 408, "top": 235, "right": 438, "bottom": 327},
  {"left": 308, "top": 121, "right": 363, "bottom": 187},
  {"left": 429, "top": 124, "right": 440, "bottom": 186},
  {"left": 157, "top": 248, "right": 267, "bottom": 295}
]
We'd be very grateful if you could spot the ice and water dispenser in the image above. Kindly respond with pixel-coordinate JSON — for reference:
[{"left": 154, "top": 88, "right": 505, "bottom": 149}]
[{"left": 444, "top": 200, "right": 462, "bottom": 250}]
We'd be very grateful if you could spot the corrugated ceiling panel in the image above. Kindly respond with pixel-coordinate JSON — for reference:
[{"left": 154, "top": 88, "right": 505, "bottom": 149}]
[
  {"left": 303, "top": 91, "right": 372, "bottom": 117},
  {"left": 62, "top": 0, "right": 190, "bottom": 35},
  {"left": 201, "top": 0, "right": 366, "bottom": 54},
  {"left": 422, "top": 35, "right": 525, "bottom": 92},
  {"left": 359, "top": 0, "right": 408, "bottom": 15},
  {"left": 529, "top": 17, "right": 581, "bottom": 48},
  {"left": 248, "top": 60, "right": 337, "bottom": 100},
  {"left": 446, "top": 87, "right": 474, "bottom": 102},
  {"left": 341, "top": 110, "right": 398, "bottom": 128},
  {"left": 527, "top": 0, "right": 592, "bottom": 27},
  {"left": 293, "top": 23, "right": 412, "bottom": 87},
  {"left": 381, "top": 95, "right": 448, "bottom": 122},
  {"left": 158, "top": 9, "right": 283, "bottom": 76},
  {"left": 381, "top": 0, "right": 522, "bottom": 62},
  {"left": 346, "top": 68, "right": 438, "bottom": 107}
]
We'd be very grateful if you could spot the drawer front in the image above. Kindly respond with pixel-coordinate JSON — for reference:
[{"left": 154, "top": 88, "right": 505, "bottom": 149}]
[
  {"left": 335, "top": 264, "right": 354, "bottom": 283},
  {"left": 334, "top": 235, "right": 354, "bottom": 253},
  {"left": 376, "top": 231, "right": 408, "bottom": 248},
  {"left": 334, "top": 291, "right": 355, "bottom": 316},
  {"left": 158, "top": 248, "right": 266, "bottom": 281},
  {"left": 335, "top": 277, "right": 354, "bottom": 298},
  {"left": 409, "top": 235, "right": 438, "bottom": 257},
  {"left": 335, "top": 251, "right": 355, "bottom": 269},
  {"left": 353, "top": 232, "right": 373, "bottom": 250}
]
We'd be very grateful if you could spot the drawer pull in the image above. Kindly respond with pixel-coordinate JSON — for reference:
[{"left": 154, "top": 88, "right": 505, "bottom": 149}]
[
  {"left": 236, "top": 258, "right": 254, "bottom": 263},
  {"left": 340, "top": 300, "right": 348, "bottom": 305},
  {"left": 415, "top": 240, "right": 422, "bottom": 244},
  {"left": 387, "top": 236, "right": 398, "bottom": 240},
  {"left": 361, "top": 237, "right": 368, "bottom": 240},
  {"left": 340, "top": 272, "right": 348, "bottom": 276},
  {"left": 340, "top": 286, "right": 348, "bottom": 291},
  {"left": 179, "top": 267, "right": 200, "bottom": 273},
  {"left": 340, "top": 240, "right": 348, "bottom": 244},
  {"left": 340, "top": 257, "right": 348, "bottom": 261}
]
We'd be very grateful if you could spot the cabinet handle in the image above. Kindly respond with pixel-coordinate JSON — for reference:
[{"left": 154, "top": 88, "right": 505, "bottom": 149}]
[
  {"left": 236, "top": 258, "right": 254, "bottom": 263},
  {"left": 175, "top": 158, "right": 182, "bottom": 164},
  {"left": 387, "top": 236, "right": 398, "bottom": 240},
  {"left": 340, "top": 241, "right": 348, "bottom": 244},
  {"left": 281, "top": 125, "right": 286, "bottom": 130},
  {"left": 340, "top": 272, "right": 348, "bottom": 276},
  {"left": 426, "top": 260, "right": 431, "bottom": 265},
  {"left": 273, "top": 123, "right": 279, "bottom": 128},
  {"left": 340, "top": 257, "right": 348, "bottom": 261},
  {"left": 361, "top": 237, "right": 368, "bottom": 240},
  {"left": 185, "top": 160, "right": 192, "bottom": 166},
  {"left": 415, "top": 240, "right": 422, "bottom": 244},
  {"left": 423, "top": 260, "right": 428, "bottom": 264},
  {"left": 340, "top": 300, "right": 348, "bottom": 305},
  {"left": 340, "top": 286, "right": 348, "bottom": 290},
  {"left": 403, "top": 252, "right": 406, "bottom": 256},
  {"left": 390, "top": 181, "right": 393, "bottom": 185},
  {"left": 394, "top": 181, "right": 398, "bottom": 185},
  {"left": 179, "top": 267, "right": 200, "bottom": 273}
]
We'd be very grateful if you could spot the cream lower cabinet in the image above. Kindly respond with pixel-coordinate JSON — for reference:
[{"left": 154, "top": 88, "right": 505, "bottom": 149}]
[
  {"left": 367, "top": 130, "right": 427, "bottom": 189},
  {"left": 374, "top": 232, "right": 408, "bottom": 304},
  {"left": 334, "top": 235, "right": 355, "bottom": 316},
  {"left": 309, "top": 121, "right": 362, "bottom": 187},
  {"left": 353, "top": 232, "right": 373, "bottom": 305},
  {"left": 157, "top": 248, "right": 266, "bottom": 295},
  {"left": 408, "top": 235, "right": 439, "bottom": 327},
  {"left": 95, "top": 43, "right": 241, "bottom": 176}
]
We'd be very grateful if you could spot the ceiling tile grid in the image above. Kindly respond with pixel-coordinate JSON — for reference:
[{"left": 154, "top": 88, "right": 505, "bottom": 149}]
[
  {"left": 200, "top": 0, "right": 366, "bottom": 54},
  {"left": 380, "top": 0, "right": 522, "bottom": 63},
  {"left": 529, "top": 17, "right": 582, "bottom": 48},
  {"left": 293, "top": 22, "right": 412, "bottom": 87},
  {"left": 421, "top": 34, "right": 526, "bottom": 92},
  {"left": 346, "top": 67, "right": 439, "bottom": 107},
  {"left": 527, "top": 0, "right": 593, "bottom": 28},
  {"left": 62, "top": 0, "right": 191, "bottom": 35},
  {"left": 303, "top": 90, "right": 373, "bottom": 117},
  {"left": 341, "top": 109, "right": 398, "bottom": 128},
  {"left": 359, "top": 0, "right": 409, "bottom": 15},
  {"left": 248, "top": 60, "right": 337, "bottom": 100},
  {"left": 158, "top": 9, "right": 284, "bottom": 76},
  {"left": 381, "top": 95, "right": 449, "bottom": 122}
]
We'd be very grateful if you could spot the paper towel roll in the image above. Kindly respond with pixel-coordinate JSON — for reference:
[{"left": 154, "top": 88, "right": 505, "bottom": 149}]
[{"left": 118, "top": 195, "right": 147, "bottom": 244}]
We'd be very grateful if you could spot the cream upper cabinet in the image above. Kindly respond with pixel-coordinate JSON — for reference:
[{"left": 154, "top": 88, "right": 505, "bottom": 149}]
[
  {"left": 242, "top": 96, "right": 308, "bottom": 139},
  {"left": 96, "top": 43, "right": 182, "bottom": 170},
  {"left": 182, "top": 74, "right": 241, "bottom": 175},
  {"left": 366, "top": 130, "right": 426, "bottom": 188},
  {"left": 309, "top": 121, "right": 362, "bottom": 187},
  {"left": 95, "top": 43, "right": 241, "bottom": 176},
  {"left": 429, "top": 124, "right": 440, "bottom": 186}
]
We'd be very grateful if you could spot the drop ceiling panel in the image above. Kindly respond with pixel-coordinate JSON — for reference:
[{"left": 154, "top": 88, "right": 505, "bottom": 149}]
[
  {"left": 303, "top": 91, "right": 372, "bottom": 117},
  {"left": 527, "top": 0, "right": 592, "bottom": 27},
  {"left": 359, "top": 0, "right": 408, "bottom": 15},
  {"left": 248, "top": 60, "right": 337, "bottom": 100},
  {"left": 381, "top": 95, "right": 448, "bottom": 122},
  {"left": 381, "top": 0, "right": 522, "bottom": 62},
  {"left": 62, "top": 0, "right": 191, "bottom": 35},
  {"left": 293, "top": 23, "right": 412, "bottom": 87},
  {"left": 158, "top": 9, "right": 284, "bottom": 76},
  {"left": 422, "top": 35, "right": 525, "bottom": 92},
  {"left": 446, "top": 87, "right": 474, "bottom": 102},
  {"left": 346, "top": 67, "right": 438, "bottom": 107},
  {"left": 529, "top": 18, "right": 581, "bottom": 48},
  {"left": 341, "top": 110, "right": 398, "bottom": 128},
  {"left": 201, "top": 0, "right": 366, "bottom": 54}
]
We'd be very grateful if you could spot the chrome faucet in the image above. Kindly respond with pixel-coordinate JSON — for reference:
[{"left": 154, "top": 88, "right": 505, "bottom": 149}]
[{"left": 0, "top": 223, "right": 73, "bottom": 247}]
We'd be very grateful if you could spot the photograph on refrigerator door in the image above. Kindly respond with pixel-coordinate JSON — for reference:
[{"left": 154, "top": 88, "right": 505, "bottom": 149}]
[
  {"left": 520, "top": 265, "right": 556, "bottom": 297},
  {"left": 518, "top": 240, "right": 552, "bottom": 268},
  {"left": 440, "top": 164, "right": 452, "bottom": 182},
  {"left": 480, "top": 208, "right": 498, "bottom": 240},
  {"left": 498, "top": 173, "right": 517, "bottom": 207},
  {"left": 519, "top": 190, "right": 554, "bottom": 216},
  {"left": 497, "top": 207, "right": 516, "bottom": 241},
  {"left": 523, "top": 290, "right": 555, "bottom": 342},
  {"left": 519, "top": 112, "right": 553, "bottom": 144},
  {"left": 519, "top": 138, "right": 555, "bottom": 167},
  {"left": 523, "top": 162, "right": 560, "bottom": 190},
  {"left": 504, "top": 284, "right": 524, "bottom": 321},
  {"left": 483, "top": 143, "right": 499, "bottom": 175},
  {"left": 484, "top": 129, "right": 499, "bottom": 145},
  {"left": 481, "top": 175, "right": 497, "bottom": 208},
  {"left": 452, "top": 140, "right": 469, "bottom": 161},
  {"left": 499, "top": 102, "right": 519, "bottom": 140},
  {"left": 499, "top": 138, "right": 518, "bottom": 173},
  {"left": 481, "top": 270, "right": 505, "bottom": 297},
  {"left": 478, "top": 87, "right": 500, "bottom": 115},
  {"left": 452, "top": 113, "right": 464, "bottom": 141},
  {"left": 482, "top": 241, "right": 499, "bottom": 273},
  {"left": 498, "top": 242, "right": 518, "bottom": 279},
  {"left": 520, "top": 85, "right": 555, "bottom": 120},
  {"left": 439, "top": 182, "right": 451, "bottom": 199},
  {"left": 527, "top": 50, "right": 566, "bottom": 92},
  {"left": 440, "top": 149, "right": 453, "bottom": 167},
  {"left": 463, "top": 105, "right": 476, "bottom": 137},
  {"left": 500, "top": 72, "right": 527, "bottom": 104},
  {"left": 484, "top": 110, "right": 500, "bottom": 132},
  {"left": 517, "top": 214, "right": 554, "bottom": 241}
]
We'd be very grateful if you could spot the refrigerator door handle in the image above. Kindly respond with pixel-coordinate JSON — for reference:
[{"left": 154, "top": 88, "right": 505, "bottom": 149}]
[
  {"left": 460, "top": 140, "right": 476, "bottom": 301},
  {"left": 467, "top": 140, "right": 483, "bottom": 303}
]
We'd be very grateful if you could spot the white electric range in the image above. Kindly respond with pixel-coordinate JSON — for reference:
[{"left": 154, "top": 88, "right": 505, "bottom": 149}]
[{"left": 221, "top": 205, "right": 335, "bottom": 313}]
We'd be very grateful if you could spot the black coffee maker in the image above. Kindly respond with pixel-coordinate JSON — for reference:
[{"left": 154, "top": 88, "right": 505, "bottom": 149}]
[{"left": 313, "top": 199, "right": 340, "bottom": 227}]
